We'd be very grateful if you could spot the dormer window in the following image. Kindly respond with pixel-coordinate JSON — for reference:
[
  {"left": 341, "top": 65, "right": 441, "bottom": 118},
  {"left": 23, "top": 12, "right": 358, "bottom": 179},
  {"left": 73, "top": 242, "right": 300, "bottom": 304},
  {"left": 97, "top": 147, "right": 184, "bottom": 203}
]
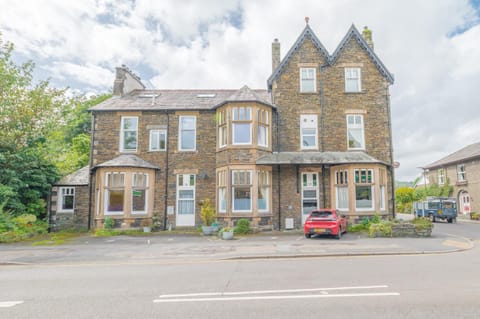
[
  {"left": 345, "top": 68, "right": 361, "bottom": 92},
  {"left": 300, "top": 68, "right": 316, "bottom": 92}
]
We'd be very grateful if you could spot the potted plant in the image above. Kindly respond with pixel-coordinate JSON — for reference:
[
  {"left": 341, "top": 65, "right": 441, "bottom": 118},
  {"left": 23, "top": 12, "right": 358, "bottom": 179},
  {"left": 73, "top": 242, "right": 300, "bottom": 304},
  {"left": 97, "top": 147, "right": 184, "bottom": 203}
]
[
  {"left": 220, "top": 227, "right": 234, "bottom": 240},
  {"left": 141, "top": 219, "right": 152, "bottom": 233},
  {"left": 200, "top": 198, "right": 216, "bottom": 235}
]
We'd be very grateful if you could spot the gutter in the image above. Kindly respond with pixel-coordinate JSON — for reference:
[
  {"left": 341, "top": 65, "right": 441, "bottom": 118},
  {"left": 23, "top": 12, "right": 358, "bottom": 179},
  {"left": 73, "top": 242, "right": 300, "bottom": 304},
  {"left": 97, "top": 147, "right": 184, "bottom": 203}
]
[{"left": 385, "top": 83, "right": 395, "bottom": 219}]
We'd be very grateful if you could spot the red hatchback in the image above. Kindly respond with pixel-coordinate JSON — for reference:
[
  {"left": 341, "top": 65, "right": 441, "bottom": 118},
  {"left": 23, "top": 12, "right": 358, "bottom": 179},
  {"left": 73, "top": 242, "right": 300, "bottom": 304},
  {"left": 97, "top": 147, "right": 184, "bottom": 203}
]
[{"left": 304, "top": 209, "right": 347, "bottom": 239}]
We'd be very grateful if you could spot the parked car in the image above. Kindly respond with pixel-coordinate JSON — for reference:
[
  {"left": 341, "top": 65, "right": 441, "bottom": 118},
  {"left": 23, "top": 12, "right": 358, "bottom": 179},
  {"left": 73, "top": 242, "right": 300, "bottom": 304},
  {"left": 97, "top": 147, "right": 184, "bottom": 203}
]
[
  {"left": 304, "top": 209, "right": 347, "bottom": 239},
  {"left": 413, "top": 197, "right": 457, "bottom": 223}
]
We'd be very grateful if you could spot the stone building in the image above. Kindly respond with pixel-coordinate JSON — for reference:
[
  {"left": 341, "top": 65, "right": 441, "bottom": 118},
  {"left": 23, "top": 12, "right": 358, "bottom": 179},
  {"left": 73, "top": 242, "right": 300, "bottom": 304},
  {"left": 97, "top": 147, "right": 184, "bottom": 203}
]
[
  {"left": 424, "top": 141, "right": 480, "bottom": 216},
  {"left": 50, "top": 21, "right": 395, "bottom": 231}
]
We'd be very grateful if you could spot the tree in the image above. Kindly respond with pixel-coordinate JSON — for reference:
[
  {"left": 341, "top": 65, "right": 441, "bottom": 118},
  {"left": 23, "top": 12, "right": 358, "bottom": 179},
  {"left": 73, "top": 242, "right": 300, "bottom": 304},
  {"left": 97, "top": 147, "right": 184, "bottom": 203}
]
[{"left": 0, "top": 35, "right": 70, "bottom": 150}]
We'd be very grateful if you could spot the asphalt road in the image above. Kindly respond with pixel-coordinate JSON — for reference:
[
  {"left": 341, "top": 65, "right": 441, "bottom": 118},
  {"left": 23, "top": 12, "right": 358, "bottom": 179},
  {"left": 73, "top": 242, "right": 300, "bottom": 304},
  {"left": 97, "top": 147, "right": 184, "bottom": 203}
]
[{"left": 1, "top": 220, "right": 479, "bottom": 319}]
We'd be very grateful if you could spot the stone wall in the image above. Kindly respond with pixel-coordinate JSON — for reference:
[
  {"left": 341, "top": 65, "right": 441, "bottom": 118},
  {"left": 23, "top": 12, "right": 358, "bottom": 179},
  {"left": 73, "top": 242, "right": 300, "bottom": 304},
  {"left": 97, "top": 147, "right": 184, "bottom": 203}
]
[{"left": 50, "top": 185, "right": 89, "bottom": 231}]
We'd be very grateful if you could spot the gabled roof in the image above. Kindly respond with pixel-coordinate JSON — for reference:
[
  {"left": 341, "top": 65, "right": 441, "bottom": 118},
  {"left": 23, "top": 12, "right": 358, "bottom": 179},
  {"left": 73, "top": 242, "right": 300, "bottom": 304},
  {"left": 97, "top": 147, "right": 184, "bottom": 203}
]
[
  {"left": 89, "top": 88, "right": 273, "bottom": 112},
  {"left": 256, "top": 151, "right": 387, "bottom": 165},
  {"left": 55, "top": 166, "right": 90, "bottom": 186},
  {"left": 94, "top": 155, "right": 160, "bottom": 170},
  {"left": 267, "top": 24, "right": 330, "bottom": 88},
  {"left": 212, "top": 85, "right": 276, "bottom": 109},
  {"left": 267, "top": 24, "right": 394, "bottom": 89},
  {"left": 330, "top": 24, "right": 394, "bottom": 84},
  {"left": 425, "top": 142, "right": 480, "bottom": 169}
]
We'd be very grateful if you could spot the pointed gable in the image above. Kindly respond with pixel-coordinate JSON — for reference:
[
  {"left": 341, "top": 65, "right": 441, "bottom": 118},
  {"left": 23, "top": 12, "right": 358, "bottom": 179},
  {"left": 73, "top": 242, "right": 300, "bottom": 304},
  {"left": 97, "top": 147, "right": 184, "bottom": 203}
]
[
  {"left": 213, "top": 85, "right": 276, "bottom": 109},
  {"left": 331, "top": 24, "right": 394, "bottom": 84},
  {"left": 267, "top": 24, "right": 330, "bottom": 89}
]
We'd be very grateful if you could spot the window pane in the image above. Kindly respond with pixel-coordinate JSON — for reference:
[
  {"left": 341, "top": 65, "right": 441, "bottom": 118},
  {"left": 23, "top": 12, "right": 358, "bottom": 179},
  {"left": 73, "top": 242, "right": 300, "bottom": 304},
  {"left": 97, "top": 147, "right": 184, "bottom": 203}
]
[
  {"left": 123, "top": 131, "right": 137, "bottom": 150},
  {"left": 258, "top": 125, "right": 267, "bottom": 146},
  {"left": 107, "top": 190, "right": 124, "bottom": 212},
  {"left": 181, "top": 117, "right": 195, "bottom": 129},
  {"left": 233, "top": 186, "right": 251, "bottom": 211},
  {"left": 258, "top": 186, "right": 268, "bottom": 210},
  {"left": 337, "top": 187, "right": 349, "bottom": 209},
  {"left": 62, "top": 195, "right": 74, "bottom": 210},
  {"left": 181, "top": 130, "right": 195, "bottom": 149},
  {"left": 234, "top": 123, "right": 251, "bottom": 144},
  {"left": 132, "top": 189, "right": 146, "bottom": 212},
  {"left": 356, "top": 185, "right": 373, "bottom": 209},
  {"left": 123, "top": 118, "right": 137, "bottom": 130},
  {"left": 348, "top": 129, "right": 363, "bottom": 148},
  {"left": 218, "top": 187, "right": 226, "bottom": 212}
]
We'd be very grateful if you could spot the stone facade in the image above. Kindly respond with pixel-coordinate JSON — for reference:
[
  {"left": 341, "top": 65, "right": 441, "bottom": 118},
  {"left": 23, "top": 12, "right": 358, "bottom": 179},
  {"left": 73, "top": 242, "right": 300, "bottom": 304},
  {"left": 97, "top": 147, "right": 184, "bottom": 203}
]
[
  {"left": 49, "top": 185, "right": 89, "bottom": 231},
  {"left": 425, "top": 142, "right": 480, "bottom": 216},
  {"left": 68, "top": 22, "right": 395, "bottom": 231}
]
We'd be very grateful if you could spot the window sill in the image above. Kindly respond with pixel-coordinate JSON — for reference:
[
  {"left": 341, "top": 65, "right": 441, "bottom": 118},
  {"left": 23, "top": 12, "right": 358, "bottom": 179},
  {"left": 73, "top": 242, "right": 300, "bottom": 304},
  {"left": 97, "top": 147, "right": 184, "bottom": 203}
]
[
  {"left": 344, "top": 90, "right": 364, "bottom": 94},
  {"left": 57, "top": 210, "right": 74, "bottom": 214},
  {"left": 299, "top": 91, "right": 318, "bottom": 94}
]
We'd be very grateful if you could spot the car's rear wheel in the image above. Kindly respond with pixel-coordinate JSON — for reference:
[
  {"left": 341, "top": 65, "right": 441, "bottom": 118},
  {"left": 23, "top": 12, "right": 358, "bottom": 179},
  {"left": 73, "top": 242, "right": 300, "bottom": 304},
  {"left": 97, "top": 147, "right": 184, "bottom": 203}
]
[
  {"left": 305, "top": 233, "right": 311, "bottom": 239},
  {"left": 429, "top": 214, "right": 436, "bottom": 222},
  {"left": 447, "top": 218, "right": 453, "bottom": 223}
]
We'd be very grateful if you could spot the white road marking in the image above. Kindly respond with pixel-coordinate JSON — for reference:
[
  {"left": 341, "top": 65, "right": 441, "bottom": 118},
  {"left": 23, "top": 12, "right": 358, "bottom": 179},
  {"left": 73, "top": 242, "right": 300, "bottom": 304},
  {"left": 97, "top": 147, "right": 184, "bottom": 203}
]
[
  {"left": 153, "top": 292, "right": 400, "bottom": 303},
  {"left": 157, "top": 285, "right": 389, "bottom": 299},
  {"left": 0, "top": 301, "right": 24, "bottom": 308}
]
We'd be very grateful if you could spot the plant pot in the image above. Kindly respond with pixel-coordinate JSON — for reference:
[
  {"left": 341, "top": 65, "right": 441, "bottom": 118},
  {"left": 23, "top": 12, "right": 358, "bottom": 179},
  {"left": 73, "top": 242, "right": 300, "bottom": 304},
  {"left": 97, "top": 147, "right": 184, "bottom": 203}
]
[
  {"left": 202, "top": 225, "right": 214, "bottom": 235},
  {"left": 222, "top": 231, "right": 234, "bottom": 240},
  {"left": 143, "top": 226, "right": 151, "bottom": 233}
]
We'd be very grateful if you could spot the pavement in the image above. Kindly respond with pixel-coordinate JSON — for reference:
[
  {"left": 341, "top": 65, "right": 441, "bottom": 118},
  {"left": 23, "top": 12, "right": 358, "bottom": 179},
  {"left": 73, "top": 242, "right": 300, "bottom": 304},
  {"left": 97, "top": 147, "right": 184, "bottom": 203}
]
[{"left": 0, "top": 223, "right": 475, "bottom": 266}]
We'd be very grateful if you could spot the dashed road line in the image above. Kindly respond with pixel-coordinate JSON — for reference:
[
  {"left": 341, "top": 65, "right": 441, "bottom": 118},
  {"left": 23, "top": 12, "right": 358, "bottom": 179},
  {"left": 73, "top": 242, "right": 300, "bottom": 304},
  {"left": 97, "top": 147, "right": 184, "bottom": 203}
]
[{"left": 0, "top": 301, "right": 24, "bottom": 308}]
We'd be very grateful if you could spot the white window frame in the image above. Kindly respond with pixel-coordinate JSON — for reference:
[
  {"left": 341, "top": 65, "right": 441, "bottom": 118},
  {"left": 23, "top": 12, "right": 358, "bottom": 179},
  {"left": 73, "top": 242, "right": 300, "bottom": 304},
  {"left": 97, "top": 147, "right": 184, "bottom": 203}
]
[
  {"left": 217, "top": 170, "right": 227, "bottom": 213},
  {"left": 149, "top": 129, "right": 167, "bottom": 151},
  {"left": 217, "top": 109, "right": 228, "bottom": 148},
  {"left": 257, "top": 170, "right": 270, "bottom": 212},
  {"left": 232, "top": 107, "right": 252, "bottom": 145},
  {"left": 354, "top": 169, "right": 374, "bottom": 211},
  {"left": 58, "top": 187, "right": 75, "bottom": 213},
  {"left": 300, "top": 114, "right": 318, "bottom": 150},
  {"left": 104, "top": 172, "right": 125, "bottom": 215},
  {"left": 120, "top": 116, "right": 138, "bottom": 152},
  {"left": 179, "top": 116, "right": 196, "bottom": 151},
  {"left": 257, "top": 109, "right": 269, "bottom": 148},
  {"left": 131, "top": 173, "right": 148, "bottom": 215},
  {"left": 232, "top": 170, "right": 252, "bottom": 213},
  {"left": 347, "top": 114, "right": 365, "bottom": 150},
  {"left": 345, "top": 67, "right": 361, "bottom": 92},
  {"left": 380, "top": 185, "right": 386, "bottom": 211},
  {"left": 438, "top": 169, "right": 445, "bottom": 185},
  {"left": 300, "top": 67, "right": 316, "bottom": 93},
  {"left": 457, "top": 164, "right": 466, "bottom": 182},
  {"left": 335, "top": 170, "right": 349, "bottom": 211}
]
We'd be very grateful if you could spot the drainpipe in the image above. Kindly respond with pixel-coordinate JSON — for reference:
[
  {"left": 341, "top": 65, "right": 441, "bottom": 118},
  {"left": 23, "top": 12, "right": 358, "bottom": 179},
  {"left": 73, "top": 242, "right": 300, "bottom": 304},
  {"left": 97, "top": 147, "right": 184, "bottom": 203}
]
[
  {"left": 87, "top": 112, "right": 97, "bottom": 231},
  {"left": 277, "top": 164, "right": 281, "bottom": 230},
  {"left": 385, "top": 82, "right": 395, "bottom": 218},
  {"left": 163, "top": 111, "right": 170, "bottom": 230},
  {"left": 319, "top": 63, "right": 329, "bottom": 152}
]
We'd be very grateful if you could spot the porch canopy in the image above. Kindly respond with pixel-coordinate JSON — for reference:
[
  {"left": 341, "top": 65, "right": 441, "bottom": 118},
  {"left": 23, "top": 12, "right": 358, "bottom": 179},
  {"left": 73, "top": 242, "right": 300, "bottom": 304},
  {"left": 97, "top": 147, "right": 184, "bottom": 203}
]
[{"left": 256, "top": 151, "right": 388, "bottom": 165}]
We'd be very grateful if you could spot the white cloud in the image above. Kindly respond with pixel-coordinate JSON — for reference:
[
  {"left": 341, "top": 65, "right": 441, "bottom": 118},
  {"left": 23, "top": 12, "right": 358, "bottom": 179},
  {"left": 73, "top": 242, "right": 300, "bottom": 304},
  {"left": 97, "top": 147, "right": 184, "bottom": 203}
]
[{"left": 1, "top": 0, "right": 480, "bottom": 181}]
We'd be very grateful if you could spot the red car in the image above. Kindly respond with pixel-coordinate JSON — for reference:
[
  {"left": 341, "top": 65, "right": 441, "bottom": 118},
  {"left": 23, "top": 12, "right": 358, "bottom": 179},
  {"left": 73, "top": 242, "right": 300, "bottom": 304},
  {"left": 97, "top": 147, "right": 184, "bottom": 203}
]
[{"left": 304, "top": 209, "right": 347, "bottom": 239}]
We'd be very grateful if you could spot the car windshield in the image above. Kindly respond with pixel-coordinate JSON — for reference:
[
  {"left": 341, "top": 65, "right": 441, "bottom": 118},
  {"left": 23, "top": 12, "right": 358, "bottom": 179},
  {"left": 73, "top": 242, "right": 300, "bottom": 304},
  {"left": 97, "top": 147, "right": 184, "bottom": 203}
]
[{"left": 311, "top": 211, "right": 334, "bottom": 218}]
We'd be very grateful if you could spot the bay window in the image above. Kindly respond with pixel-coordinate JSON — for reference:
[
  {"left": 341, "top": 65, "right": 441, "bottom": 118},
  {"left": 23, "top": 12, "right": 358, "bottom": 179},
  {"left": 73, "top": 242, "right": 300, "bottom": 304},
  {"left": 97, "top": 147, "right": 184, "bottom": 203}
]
[
  {"left": 232, "top": 170, "right": 252, "bottom": 212},
  {"left": 233, "top": 107, "right": 252, "bottom": 145}
]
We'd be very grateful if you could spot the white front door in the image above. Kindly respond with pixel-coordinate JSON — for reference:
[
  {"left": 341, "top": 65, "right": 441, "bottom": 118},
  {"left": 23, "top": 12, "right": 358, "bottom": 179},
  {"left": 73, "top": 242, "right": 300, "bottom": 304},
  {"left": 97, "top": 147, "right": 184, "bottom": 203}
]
[
  {"left": 459, "top": 191, "right": 470, "bottom": 215},
  {"left": 176, "top": 174, "right": 196, "bottom": 226},
  {"left": 301, "top": 173, "right": 319, "bottom": 224}
]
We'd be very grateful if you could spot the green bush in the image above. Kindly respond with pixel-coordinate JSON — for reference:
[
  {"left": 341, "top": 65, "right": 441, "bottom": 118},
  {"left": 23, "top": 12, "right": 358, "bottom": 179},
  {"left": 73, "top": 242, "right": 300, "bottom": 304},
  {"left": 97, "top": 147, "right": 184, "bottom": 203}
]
[
  {"left": 368, "top": 221, "right": 393, "bottom": 238},
  {"left": 235, "top": 219, "right": 250, "bottom": 234},
  {"left": 104, "top": 217, "right": 115, "bottom": 229},
  {"left": 200, "top": 198, "right": 216, "bottom": 226},
  {"left": 411, "top": 217, "right": 433, "bottom": 231}
]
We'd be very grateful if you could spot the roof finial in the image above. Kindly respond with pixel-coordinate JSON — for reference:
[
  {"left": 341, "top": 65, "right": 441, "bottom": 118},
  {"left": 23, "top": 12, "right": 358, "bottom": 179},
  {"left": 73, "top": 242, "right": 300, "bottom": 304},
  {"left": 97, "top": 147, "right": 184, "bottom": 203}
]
[{"left": 305, "top": 17, "right": 310, "bottom": 25}]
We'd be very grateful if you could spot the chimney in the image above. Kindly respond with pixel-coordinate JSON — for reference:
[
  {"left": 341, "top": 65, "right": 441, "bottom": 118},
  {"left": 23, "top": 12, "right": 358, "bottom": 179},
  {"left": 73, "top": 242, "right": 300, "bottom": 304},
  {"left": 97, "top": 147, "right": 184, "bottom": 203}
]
[
  {"left": 272, "top": 38, "right": 281, "bottom": 72},
  {"left": 362, "top": 26, "right": 374, "bottom": 51},
  {"left": 113, "top": 65, "right": 146, "bottom": 96}
]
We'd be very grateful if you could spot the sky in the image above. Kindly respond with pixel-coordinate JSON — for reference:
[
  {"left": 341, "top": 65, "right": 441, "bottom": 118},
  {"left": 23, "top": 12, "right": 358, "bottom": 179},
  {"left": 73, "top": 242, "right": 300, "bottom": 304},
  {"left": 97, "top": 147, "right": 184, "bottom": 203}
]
[{"left": 1, "top": 0, "right": 480, "bottom": 182}]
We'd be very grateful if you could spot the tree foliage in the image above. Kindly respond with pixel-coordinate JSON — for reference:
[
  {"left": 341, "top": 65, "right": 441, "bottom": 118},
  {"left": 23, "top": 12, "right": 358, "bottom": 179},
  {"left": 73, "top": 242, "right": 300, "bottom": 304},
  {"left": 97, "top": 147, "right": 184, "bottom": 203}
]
[{"left": 395, "top": 180, "right": 454, "bottom": 213}]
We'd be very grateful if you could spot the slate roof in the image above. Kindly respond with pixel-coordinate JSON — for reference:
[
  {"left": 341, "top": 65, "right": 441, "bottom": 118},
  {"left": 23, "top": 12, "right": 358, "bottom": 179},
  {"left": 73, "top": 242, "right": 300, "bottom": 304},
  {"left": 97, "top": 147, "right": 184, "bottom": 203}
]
[
  {"left": 89, "top": 86, "right": 273, "bottom": 112},
  {"left": 256, "top": 151, "right": 387, "bottom": 165},
  {"left": 267, "top": 24, "right": 394, "bottom": 89},
  {"left": 55, "top": 166, "right": 90, "bottom": 186},
  {"left": 425, "top": 142, "right": 480, "bottom": 169},
  {"left": 94, "top": 155, "right": 160, "bottom": 170}
]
